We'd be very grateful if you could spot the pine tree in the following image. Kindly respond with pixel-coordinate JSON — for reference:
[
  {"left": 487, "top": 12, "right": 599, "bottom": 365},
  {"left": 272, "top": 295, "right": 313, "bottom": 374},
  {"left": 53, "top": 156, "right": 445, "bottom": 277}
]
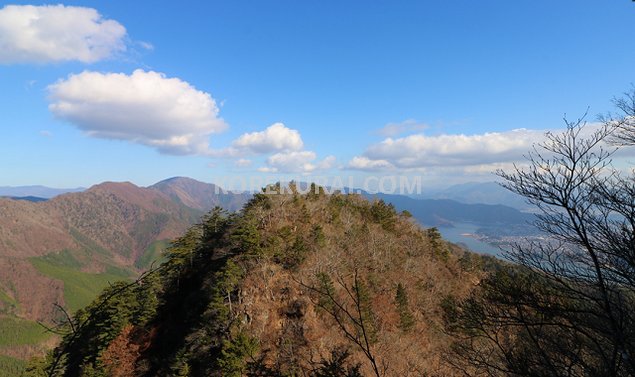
[
  {"left": 353, "top": 278, "right": 377, "bottom": 344},
  {"left": 395, "top": 283, "right": 415, "bottom": 332},
  {"left": 427, "top": 227, "right": 448, "bottom": 259}
]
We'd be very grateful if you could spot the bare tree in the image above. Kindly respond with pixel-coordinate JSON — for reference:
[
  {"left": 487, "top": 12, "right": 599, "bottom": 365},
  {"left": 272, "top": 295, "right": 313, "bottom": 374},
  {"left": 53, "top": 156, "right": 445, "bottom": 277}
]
[
  {"left": 299, "top": 270, "right": 383, "bottom": 377},
  {"left": 445, "top": 89, "right": 635, "bottom": 376}
]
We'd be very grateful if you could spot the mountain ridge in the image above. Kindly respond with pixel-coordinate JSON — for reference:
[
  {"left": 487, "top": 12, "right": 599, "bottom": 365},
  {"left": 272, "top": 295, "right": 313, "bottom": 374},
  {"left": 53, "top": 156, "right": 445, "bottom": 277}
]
[
  {"left": 33, "top": 187, "right": 484, "bottom": 376},
  {"left": 0, "top": 186, "right": 85, "bottom": 199},
  {"left": 149, "top": 176, "right": 251, "bottom": 212},
  {"left": 414, "top": 181, "right": 531, "bottom": 211}
]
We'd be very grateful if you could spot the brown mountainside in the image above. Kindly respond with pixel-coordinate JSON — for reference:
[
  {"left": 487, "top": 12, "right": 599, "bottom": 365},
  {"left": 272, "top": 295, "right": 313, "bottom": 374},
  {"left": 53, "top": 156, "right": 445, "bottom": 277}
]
[
  {"left": 0, "top": 181, "right": 209, "bottom": 323},
  {"left": 52, "top": 182, "right": 201, "bottom": 263},
  {"left": 150, "top": 176, "right": 251, "bottom": 212},
  {"left": 0, "top": 182, "right": 199, "bottom": 262},
  {"left": 0, "top": 199, "right": 76, "bottom": 258}
]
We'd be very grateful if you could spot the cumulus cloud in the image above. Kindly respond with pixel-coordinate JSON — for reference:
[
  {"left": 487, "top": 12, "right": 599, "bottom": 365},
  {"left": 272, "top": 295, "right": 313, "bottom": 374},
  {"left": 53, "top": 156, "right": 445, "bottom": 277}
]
[
  {"left": 0, "top": 4, "right": 126, "bottom": 63},
  {"left": 200, "top": 122, "right": 333, "bottom": 172},
  {"left": 259, "top": 151, "right": 336, "bottom": 173},
  {"left": 48, "top": 69, "right": 227, "bottom": 155},
  {"left": 377, "top": 119, "right": 428, "bottom": 137},
  {"left": 263, "top": 151, "right": 316, "bottom": 173},
  {"left": 348, "top": 129, "right": 547, "bottom": 171},
  {"left": 232, "top": 123, "right": 303, "bottom": 153}
]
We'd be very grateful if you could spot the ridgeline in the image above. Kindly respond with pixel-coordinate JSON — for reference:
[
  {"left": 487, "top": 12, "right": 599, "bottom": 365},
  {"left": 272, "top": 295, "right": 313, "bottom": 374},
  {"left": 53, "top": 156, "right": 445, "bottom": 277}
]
[{"left": 27, "top": 184, "right": 487, "bottom": 377}]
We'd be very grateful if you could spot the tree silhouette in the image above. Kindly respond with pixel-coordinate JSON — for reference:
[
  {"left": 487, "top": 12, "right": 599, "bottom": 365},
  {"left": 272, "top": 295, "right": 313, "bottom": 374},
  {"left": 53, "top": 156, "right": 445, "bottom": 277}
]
[{"left": 446, "top": 88, "right": 635, "bottom": 376}]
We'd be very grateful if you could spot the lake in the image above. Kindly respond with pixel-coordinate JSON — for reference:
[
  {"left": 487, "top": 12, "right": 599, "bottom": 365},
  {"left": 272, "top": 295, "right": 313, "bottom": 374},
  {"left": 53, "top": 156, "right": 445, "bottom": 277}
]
[{"left": 438, "top": 222, "right": 502, "bottom": 256}]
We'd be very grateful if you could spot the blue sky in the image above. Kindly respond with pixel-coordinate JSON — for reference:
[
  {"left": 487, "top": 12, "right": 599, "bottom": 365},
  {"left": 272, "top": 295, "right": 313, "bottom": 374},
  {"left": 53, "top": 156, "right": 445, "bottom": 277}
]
[{"left": 1, "top": 1, "right": 634, "bottom": 190}]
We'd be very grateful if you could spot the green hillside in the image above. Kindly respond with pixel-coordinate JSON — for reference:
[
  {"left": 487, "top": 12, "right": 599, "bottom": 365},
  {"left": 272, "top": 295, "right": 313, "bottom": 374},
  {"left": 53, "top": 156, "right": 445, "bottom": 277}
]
[
  {"left": 30, "top": 253, "right": 132, "bottom": 313},
  {"left": 0, "top": 355, "right": 26, "bottom": 377},
  {"left": 0, "top": 316, "right": 51, "bottom": 347},
  {"left": 135, "top": 240, "right": 169, "bottom": 269},
  {"left": 0, "top": 316, "right": 52, "bottom": 377}
]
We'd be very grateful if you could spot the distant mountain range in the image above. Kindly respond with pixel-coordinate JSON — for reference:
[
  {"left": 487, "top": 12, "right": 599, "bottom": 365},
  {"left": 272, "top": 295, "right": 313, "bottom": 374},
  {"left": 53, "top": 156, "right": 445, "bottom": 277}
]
[
  {"left": 369, "top": 192, "right": 534, "bottom": 227},
  {"left": 1, "top": 180, "right": 531, "bottom": 210},
  {"left": 414, "top": 181, "right": 532, "bottom": 211},
  {"left": 0, "top": 185, "right": 85, "bottom": 199},
  {"left": 1, "top": 196, "right": 48, "bottom": 202}
]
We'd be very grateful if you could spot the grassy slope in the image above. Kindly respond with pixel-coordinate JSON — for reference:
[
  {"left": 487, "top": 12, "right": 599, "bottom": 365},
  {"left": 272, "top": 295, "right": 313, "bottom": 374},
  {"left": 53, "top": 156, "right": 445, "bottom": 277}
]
[
  {"left": 0, "top": 316, "right": 51, "bottom": 347},
  {"left": 0, "top": 250, "right": 135, "bottom": 377},
  {"left": 0, "top": 355, "right": 26, "bottom": 377},
  {"left": 135, "top": 239, "right": 169, "bottom": 269},
  {"left": 30, "top": 251, "right": 132, "bottom": 312},
  {"left": 0, "top": 317, "right": 53, "bottom": 377}
]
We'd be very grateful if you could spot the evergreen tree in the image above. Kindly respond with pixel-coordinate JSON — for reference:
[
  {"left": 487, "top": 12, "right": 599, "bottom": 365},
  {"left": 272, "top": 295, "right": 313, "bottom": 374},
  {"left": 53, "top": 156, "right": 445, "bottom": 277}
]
[
  {"left": 369, "top": 200, "right": 396, "bottom": 230},
  {"left": 395, "top": 283, "right": 415, "bottom": 332}
]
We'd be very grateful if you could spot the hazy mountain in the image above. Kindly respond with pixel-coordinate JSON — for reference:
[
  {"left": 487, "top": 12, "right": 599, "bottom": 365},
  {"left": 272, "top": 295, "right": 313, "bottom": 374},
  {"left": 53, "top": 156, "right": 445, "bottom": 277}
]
[
  {"left": 149, "top": 176, "right": 251, "bottom": 212},
  {"left": 1, "top": 196, "right": 47, "bottom": 202},
  {"left": 0, "top": 185, "right": 84, "bottom": 199},
  {"left": 371, "top": 192, "right": 534, "bottom": 227},
  {"left": 415, "top": 181, "right": 532, "bottom": 211}
]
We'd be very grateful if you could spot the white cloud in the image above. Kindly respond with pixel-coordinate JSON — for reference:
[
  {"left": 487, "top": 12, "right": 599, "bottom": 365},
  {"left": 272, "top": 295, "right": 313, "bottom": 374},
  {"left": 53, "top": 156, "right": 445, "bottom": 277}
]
[
  {"left": 260, "top": 151, "right": 336, "bottom": 173},
  {"left": 257, "top": 166, "right": 276, "bottom": 173},
  {"left": 234, "top": 158, "right": 252, "bottom": 167},
  {"left": 0, "top": 4, "right": 126, "bottom": 63},
  {"left": 318, "top": 155, "right": 337, "bottom": 170},
  {"left": 265, "top": 151, "right": 316, "bottom": 173},
  {"left": 232, "top": 123, "right": 303, "bottom": 153},
  {"left": 48, "top": 69, "right": 227, "bottom": 155},
  {"left": 348, "top": 129, "right": 546, "bottom": 171},
  {"left": 377, "top": 119, "right": 428, "bottom": 137},
  {"left": 347, "top": 156, "right": 394, "bottom": 171}
]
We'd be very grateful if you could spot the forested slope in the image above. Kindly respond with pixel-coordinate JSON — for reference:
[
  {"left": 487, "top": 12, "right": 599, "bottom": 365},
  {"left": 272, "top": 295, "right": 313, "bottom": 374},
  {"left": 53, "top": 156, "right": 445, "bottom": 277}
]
[{"left": 31, "top": 185, "right": 488, "bottom": 376}]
